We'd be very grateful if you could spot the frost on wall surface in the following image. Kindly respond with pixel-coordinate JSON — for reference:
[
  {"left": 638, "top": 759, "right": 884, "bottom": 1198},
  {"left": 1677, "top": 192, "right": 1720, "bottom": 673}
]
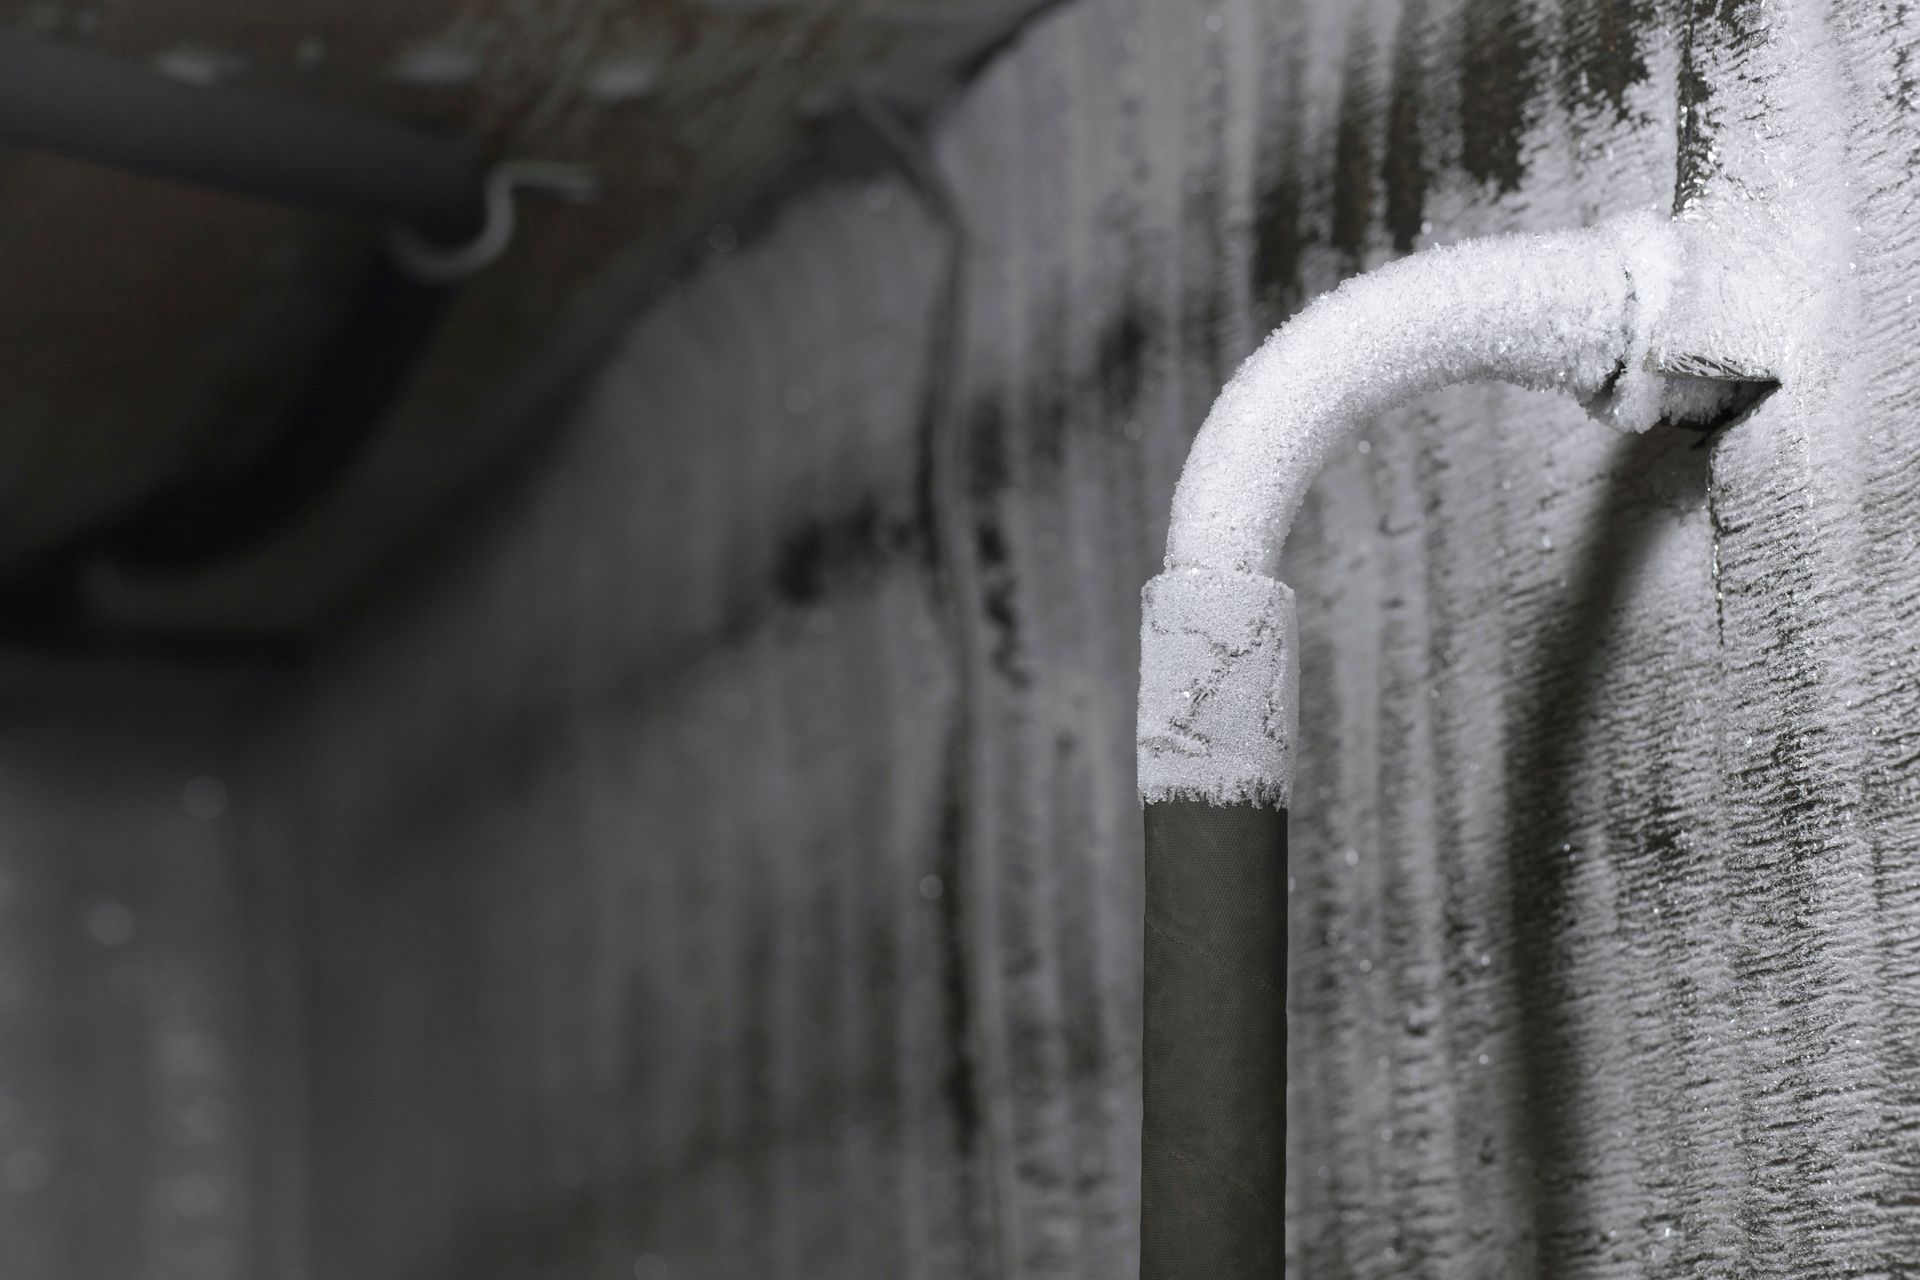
[{"left": 249, "top": 0, "right": 1920, "bottom": 1277}]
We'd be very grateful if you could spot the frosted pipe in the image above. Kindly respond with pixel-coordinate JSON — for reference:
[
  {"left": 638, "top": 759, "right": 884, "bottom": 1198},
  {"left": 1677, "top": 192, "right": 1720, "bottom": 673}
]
[{"left": 1138, "top": 210, "right": 1683, "bottom": 809}]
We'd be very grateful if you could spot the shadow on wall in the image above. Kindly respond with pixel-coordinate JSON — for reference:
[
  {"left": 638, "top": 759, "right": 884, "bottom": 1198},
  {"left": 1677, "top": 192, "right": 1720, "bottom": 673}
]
[{"left": 1500, "top": 424, "right": 1713, "bottom": 1266}]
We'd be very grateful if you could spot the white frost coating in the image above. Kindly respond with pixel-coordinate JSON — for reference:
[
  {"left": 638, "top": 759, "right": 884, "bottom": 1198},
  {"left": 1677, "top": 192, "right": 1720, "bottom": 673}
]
[
  {"left": 1141, "top": 211, "right": 1688, "bottom": 807},
  {"left": 1137, "top": 569, "right": 1296, "bottom": 808},
  {"left": 1167, "top": 212, "right": 1679, "bottom": 579}
]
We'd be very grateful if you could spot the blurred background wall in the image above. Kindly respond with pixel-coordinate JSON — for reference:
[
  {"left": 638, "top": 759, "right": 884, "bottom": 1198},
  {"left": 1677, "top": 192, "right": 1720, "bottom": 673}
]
[
  {"left": 0, "top": 664, "right": 282, "bottom": 1280},
  {"left": 5, "top": 0, "right": 1920, "bottom": 1276}
]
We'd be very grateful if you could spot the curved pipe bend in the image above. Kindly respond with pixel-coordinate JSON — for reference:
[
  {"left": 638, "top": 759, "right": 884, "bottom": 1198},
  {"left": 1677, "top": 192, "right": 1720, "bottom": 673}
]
[
  {"left": 1138, "top": 210, "right": 1684, "bottom": 808},
  {"left": 1171, "top": 211, "right": 1680, "bottom": 577}
]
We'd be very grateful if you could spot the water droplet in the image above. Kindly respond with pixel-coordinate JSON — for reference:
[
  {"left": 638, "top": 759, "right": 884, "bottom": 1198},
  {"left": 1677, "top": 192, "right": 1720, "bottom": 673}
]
[
  {"left": 84, "top": 900, "right": 135, "bottom": 948},
  {"left": 183, "top": 776, "right": 227, "bottom": 821},
  {"left": 171, "top": 1175, "right": 220, "bottom": 1217},
  {"left": 182, "top": 1096, "right": 229, "bottom": 1143},
  {"left": 918, "top": 875, "right": 944, "bottom": 901},
  {"left": 5, "top": 1148, "right": 48, "bottom": 1193}
]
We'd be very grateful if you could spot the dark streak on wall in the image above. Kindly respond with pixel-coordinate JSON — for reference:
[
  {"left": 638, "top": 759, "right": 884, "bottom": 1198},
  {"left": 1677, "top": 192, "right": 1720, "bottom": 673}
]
[
  {"left": 1674, "top": 2, "right": 1716, "bottom": 211},
  {"left": 1096, "top": 307, "right": 1150, "bottom": 421},
  {"left": 1563, "top": 0, "right": 1652, "bottom": 120},
  {"left": 772, "top": 499, "right": 919, "bottom": 607},
  {"left": 961, "top": 395, "right": 1029, "bottom": 686},
  {"left": 974, "top": 518, "right": 1029, "bottom": 688},
  {"left": 1253, "top": 139, "right": 1305, "bottom": 317},
  {"left": 1333, "top": 18, "right": 1378, "bottom": 260},
  {"left": 1676, "top": 0, "right": 1767, "bottom": 210},
  {"left": 1030, "top": 296, "right": 1074, "bottom": 471},
  {"left": 1384, "top": 0, "right": 1430, "bottom": 253},
  {"left": 1501, "top": 430, "right": 1710, "bottom": 1267},
  {"left": 1254, "top": 21, "right": 1308, "bottom": 319},
  {"left": 1049, "top": 731, "right": 1107, "bottom": 1091},
  {"left": 935, "top": 743, "right": 985, "bottom": 1165},
  {"left": 1460, "top": 0, "right": 1537, "bottom": 193},
  {"left": 1182, "top": 32, "right": 1233, "bottom": 388},
  {"left": 967, "top": 398, "right": 1013, "bottom": 502}
]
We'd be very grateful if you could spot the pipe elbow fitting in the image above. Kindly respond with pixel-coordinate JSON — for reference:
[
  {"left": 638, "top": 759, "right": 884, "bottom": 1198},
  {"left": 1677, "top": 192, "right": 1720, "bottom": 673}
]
[{"left": 1137, "top": 210, "right": 1703, "bottom": 808}]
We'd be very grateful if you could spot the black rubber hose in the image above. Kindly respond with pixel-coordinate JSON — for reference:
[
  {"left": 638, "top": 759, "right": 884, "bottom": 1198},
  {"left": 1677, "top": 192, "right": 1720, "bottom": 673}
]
[
  {"left": 1141, "top": 800, "right": 1287, "bottom": 1279},
  {"left": 0, "top": 31, "right": 487, "bottom": 243}
]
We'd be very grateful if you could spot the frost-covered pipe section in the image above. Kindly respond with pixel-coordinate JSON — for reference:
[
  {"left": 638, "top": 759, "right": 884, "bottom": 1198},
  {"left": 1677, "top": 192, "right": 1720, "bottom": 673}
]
[{"left": 1139, "top": 211, "right": 1681, "bottom": 808}]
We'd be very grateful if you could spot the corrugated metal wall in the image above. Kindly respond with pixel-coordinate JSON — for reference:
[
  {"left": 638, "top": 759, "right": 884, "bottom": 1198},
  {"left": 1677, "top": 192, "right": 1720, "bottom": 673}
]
[{"left": 243, "top": 0, "right": 1920, "bottom": 1276}]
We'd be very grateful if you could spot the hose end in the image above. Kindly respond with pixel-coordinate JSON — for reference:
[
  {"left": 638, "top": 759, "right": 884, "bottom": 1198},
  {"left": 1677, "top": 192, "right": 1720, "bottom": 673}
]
[{"left": 1138, "top": 567, "right": 1297, "bottom": 810}]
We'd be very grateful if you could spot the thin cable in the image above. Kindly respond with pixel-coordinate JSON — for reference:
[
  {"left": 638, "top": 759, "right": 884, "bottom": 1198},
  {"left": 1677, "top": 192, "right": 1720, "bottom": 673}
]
[{"left": 385, "top": 161, "right": 603, "bottom": 285}]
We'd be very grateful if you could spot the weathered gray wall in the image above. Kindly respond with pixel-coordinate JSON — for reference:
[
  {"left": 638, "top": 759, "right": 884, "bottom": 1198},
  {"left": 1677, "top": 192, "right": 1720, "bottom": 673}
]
[
  {"left": 232, "top": 0, "right": 1920, "bottom": 1277},
  {"left": 0, "top": 664, "right": 298, "bottom": 1280}
]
